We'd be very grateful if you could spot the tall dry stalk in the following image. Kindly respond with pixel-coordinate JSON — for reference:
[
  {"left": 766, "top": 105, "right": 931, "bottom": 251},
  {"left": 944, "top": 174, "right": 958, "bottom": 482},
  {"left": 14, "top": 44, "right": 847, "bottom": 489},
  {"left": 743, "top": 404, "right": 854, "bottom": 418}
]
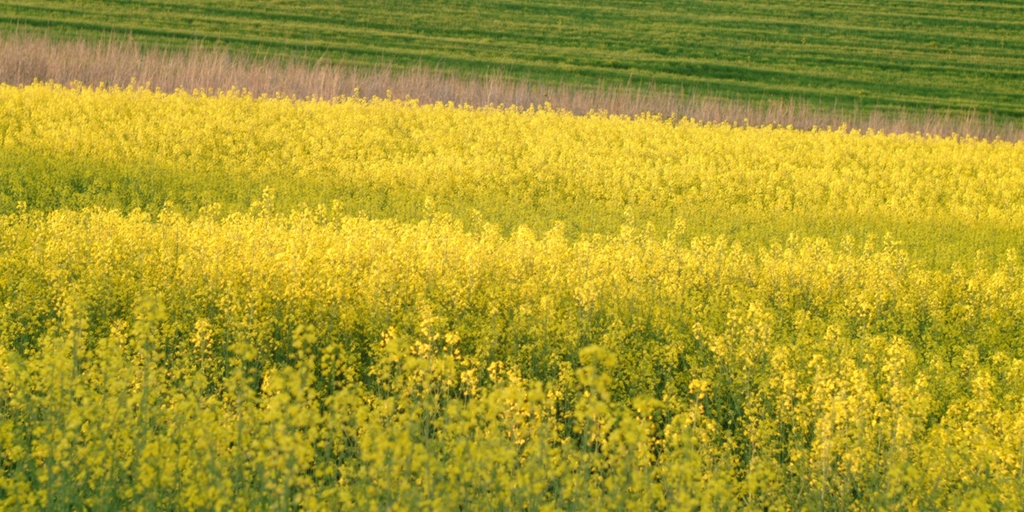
[{"left": 1, "top": 31, "right": 1020, "bottom": 141}]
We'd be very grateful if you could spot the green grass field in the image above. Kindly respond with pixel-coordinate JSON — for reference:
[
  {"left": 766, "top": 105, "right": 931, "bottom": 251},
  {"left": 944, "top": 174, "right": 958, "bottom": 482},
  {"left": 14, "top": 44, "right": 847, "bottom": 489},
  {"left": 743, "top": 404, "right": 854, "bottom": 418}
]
[{"left": 3, "top": 0, "right": 1023, "bottom": 118}]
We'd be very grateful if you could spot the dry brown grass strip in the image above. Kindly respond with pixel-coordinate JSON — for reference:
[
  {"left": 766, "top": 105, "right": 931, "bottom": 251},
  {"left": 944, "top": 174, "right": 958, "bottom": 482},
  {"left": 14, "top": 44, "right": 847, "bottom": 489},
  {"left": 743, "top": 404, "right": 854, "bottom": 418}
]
[{"left": 2, "top": 31, "right": 1021, "bottom": 141}]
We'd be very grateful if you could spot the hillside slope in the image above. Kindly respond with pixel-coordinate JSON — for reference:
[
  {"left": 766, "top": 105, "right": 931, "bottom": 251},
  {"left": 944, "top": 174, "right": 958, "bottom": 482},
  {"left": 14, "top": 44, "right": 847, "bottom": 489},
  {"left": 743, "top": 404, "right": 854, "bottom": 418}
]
[{"left": 3, "top": 0, "right": 1023, "bottom": 117}]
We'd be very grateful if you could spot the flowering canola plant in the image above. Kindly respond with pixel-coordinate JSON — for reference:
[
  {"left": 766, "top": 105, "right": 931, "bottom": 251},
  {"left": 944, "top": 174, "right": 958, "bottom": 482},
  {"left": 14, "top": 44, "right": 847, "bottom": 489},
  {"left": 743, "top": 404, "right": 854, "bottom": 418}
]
[
  {"left": 0, "top": 84, "right": 1023, "bottom": 509},
  {"left": 2, "top": 83, "right": 1024, "bottom": 267}
]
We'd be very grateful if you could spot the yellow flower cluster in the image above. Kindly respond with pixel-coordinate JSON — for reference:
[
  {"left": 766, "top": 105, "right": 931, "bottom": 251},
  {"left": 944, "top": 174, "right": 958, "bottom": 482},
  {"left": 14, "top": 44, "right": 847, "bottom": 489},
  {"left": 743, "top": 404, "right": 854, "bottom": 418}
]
[
  {"left": 1, "top": 83, "right": 1022, "bottom": 267},
  {"left": 0, "top": 84, "right": 1023, "bottom": 509},
  {"left": 1, "top": 210, "right": 1021, "bottom": 509}
]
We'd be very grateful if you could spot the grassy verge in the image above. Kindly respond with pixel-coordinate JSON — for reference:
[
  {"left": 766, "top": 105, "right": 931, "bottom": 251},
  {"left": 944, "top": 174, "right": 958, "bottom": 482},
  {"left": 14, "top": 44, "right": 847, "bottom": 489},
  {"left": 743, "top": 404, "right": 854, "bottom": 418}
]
[
  {"left": 2, "top": 0, "right": 1023, "bottom": 120},
  {"left": 2, "top": 32, "right": 1022, "bottom": 141}
]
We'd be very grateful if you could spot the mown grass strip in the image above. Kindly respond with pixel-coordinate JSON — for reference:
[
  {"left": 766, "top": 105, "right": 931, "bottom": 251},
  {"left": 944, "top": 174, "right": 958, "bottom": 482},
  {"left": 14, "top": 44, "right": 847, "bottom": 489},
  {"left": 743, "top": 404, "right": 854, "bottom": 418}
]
[{"left": 2, "top": 0, "right": 1022, "bottom": 118}]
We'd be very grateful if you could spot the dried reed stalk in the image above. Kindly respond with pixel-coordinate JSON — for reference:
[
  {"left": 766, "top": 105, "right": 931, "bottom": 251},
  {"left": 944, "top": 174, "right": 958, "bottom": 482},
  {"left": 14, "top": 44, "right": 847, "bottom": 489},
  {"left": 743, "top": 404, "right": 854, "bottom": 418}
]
[{"left": 1, "top": 31, "right": 1021, "bottom": 141}]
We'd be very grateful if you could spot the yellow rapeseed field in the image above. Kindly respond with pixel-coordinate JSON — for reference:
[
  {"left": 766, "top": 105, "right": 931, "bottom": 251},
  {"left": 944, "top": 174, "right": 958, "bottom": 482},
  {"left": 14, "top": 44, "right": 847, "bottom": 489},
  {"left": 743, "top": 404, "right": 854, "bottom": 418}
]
[{"left": 1, "top": 84, "right": 1023, "bottom": 509}]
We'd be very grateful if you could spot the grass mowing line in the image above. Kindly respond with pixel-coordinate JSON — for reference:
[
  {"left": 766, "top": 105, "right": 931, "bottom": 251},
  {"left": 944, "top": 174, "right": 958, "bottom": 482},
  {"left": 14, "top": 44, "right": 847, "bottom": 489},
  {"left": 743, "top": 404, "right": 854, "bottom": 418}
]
[
  {"left": 2, "top": 0, "right": 1022, "bottom": 119},
  {"left": 2, "top": 32, "right": 1021, "bottom": 140}
]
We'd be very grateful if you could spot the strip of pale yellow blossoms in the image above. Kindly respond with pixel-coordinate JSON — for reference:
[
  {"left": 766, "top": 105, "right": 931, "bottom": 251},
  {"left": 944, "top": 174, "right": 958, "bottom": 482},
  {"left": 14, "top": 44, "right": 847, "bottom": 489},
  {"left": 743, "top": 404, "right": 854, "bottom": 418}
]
[{"left": 0, "top": 84, "right": 1022, "bottom": 509}]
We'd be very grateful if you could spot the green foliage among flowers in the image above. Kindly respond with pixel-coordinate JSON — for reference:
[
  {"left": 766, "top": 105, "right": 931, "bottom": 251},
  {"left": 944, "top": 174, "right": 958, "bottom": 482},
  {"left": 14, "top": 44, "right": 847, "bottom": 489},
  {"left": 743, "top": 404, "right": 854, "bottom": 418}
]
[{"left": 1, "top": 84, "right": 1023, "bottom": 509}]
